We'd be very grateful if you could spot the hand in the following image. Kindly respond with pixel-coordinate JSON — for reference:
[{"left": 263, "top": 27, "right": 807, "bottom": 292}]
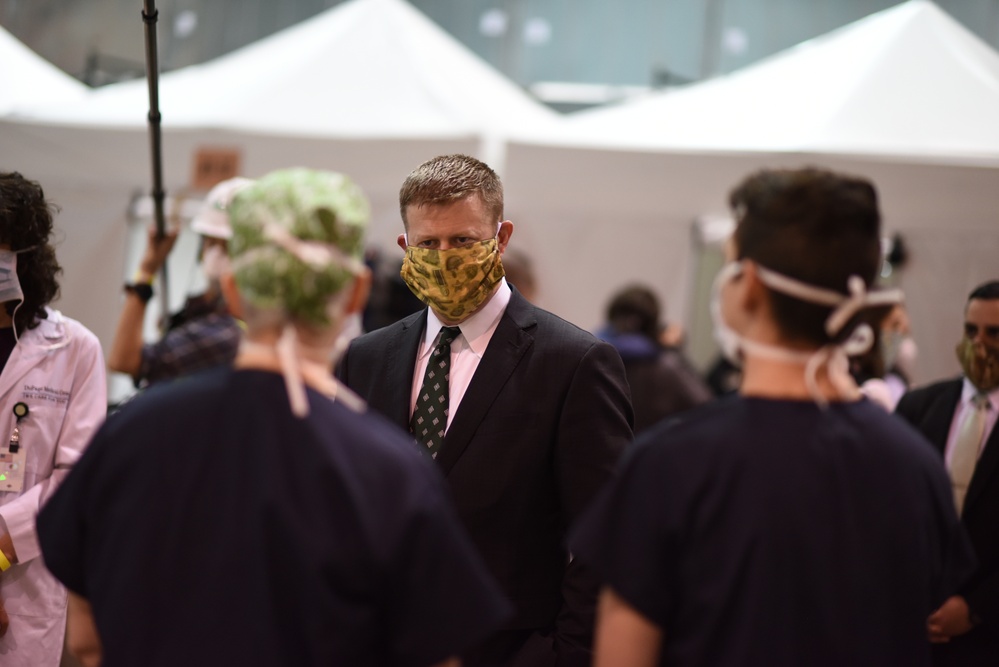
[
  {"left": 927, "top": 596, "right": 975, "bottom": 643},
  {"left": 138, "top": 224, "right": 180, "bottom": 277},
  {"left": 0, "top": 595, "right": 8, "bottom": 637},
  {"left": 658, "top": 323, "right": 685, "bottom": 348}
]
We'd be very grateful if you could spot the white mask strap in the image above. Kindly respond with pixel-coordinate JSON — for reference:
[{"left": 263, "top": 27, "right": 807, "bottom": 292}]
[
  {"left": 750, "top": 263, "right": 901, "bottom": 406},
  {"left": 753, "top": 264, "right": 903, "bottom": 337},
  {"left": 260, "top": 222, "right": 366, "bottom": 275},
  {"left": 716, "top": 260, "right": 897, "bottom": 406},
  {"left": 276, "top": 324, "right": 309, "bottom": 418}
]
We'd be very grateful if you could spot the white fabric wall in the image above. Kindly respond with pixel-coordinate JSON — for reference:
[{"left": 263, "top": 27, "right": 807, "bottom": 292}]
[
  {"left": 4, "top": 117, "right": 997, "bottom": 397},
  {"left": 0, "top": 119, "right": 477, "bottom": 401},
  {"left": 504, "top": 142, "right": 999, "bottom": 385}
]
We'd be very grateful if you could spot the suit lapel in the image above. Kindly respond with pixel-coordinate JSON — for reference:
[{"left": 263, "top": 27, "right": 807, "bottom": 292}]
[
  {"left": 436, "top": 291, "right": 536, "bottom": 476},
  {"left": 382, "top": 313, "right": 426, "bottom": 429},
  {"left": 923, "top": 381, "right": 964, "bottom": 457}
]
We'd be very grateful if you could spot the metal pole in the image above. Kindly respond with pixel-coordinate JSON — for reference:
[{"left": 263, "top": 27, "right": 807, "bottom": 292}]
[
  {"left": 700, "top": 0, "right": 726, "bottom": 80},
  {"left": 141, "top": 0, "right": 170, "bottom": 317}
]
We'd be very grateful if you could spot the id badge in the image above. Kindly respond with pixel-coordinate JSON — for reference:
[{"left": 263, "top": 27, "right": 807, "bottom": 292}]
[
  {"left": 1, "top": 403, "right": 30, "bottom": 494},
  {"left": 0, "top": 438, "right": 26, "bottom": 494}
]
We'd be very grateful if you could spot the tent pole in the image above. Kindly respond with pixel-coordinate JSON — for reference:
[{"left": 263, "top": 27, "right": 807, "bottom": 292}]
[{"left": 141, "top": 0, "right": 170, "bottom": 320}]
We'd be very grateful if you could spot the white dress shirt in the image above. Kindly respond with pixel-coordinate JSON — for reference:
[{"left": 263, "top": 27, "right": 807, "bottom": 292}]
[
  {"left": 944, "top": 378, "right": 999, "bottom": 468},
  {"left": 409, "top": 279, "right": 512, "bottom": 432}
]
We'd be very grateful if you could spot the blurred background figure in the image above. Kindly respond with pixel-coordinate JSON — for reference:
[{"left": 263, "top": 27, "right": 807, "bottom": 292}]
[
  {"left": 597, "top": 284, "right": 712, "bottom": 433},
  {"left": 361, "top": 246, "right": 424, "bottom": 333},
  {"left": 881, "top": 302, "right": 917, "bottom": 403},
  {"left": 851, "top": 302, "right": 917, "bottom": 411},
  {"left": 500, "top": 247, "right": 538, "bottom": 303},
  {"left": 0, "top": 172, "right": 106, "bottom": 667},
  {"left": 705, "top": 354, "right": 742, "bottom": 397},
  {"left": 107, "top": 177, "right": 251, "bottom": 389}
]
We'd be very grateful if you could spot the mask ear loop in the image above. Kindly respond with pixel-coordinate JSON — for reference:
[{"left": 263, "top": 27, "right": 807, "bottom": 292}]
[
  {"left": 6, "top": 245, "right": 40, "bottom": 347},
  {"left": 754, "top": 265, "right": 902, "bottom": 406},
  {"left": 276, "top": 324, "right": 309, "bottom": 418},
  {"left": 9, "top": 300, "right": 23, "bottom": 346}
]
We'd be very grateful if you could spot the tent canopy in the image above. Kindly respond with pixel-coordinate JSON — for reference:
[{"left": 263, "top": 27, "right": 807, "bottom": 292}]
[
  {"left": 502, "top": 0, "right": 999, "bottom": 384},
  {"left": 0, "top": 24, "right": 88, "bottom": 115},
  {"left": 8, "top": 0, "right": 557, "bottom": 140},
  {"left": 539, "top": 0, "right": 999, "bottom": 165},
  {"left": 2, "top": 0, "right": 558, "bottom": 394}
]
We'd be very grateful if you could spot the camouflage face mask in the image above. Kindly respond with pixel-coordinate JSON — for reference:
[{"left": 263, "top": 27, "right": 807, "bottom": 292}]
[
  {"left": 956, "top": 337, "right": 999, "bottom": 393},
  {"left": 400, "top": 238, "right": 505, "bottom": 322}
]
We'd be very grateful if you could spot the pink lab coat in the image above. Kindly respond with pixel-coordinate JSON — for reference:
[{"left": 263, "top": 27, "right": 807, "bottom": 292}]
[{"left": 0, "top": 309, "right": 106, "bottom": 666}]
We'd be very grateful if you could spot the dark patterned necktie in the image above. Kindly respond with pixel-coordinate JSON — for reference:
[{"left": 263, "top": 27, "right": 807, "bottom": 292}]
[{"left": 411, "top": 327, "right": 461, "bottom": 459}]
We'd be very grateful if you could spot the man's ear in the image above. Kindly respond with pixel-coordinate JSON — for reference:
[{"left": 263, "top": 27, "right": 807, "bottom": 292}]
[
  {"left": 397, "top": 233, "right": 408, "bottom": 252},
  {"left": 739, "top": 261, "right": 769, "bottom": 315},
  {"left": 497, "top": 220, "right": 514, "bottom": 254},
  {"left": 219, "top": 272, "right": 244, "bottom": 320},
  {"left": 346, "top": 268, "right": 372, "bottom": 316}
]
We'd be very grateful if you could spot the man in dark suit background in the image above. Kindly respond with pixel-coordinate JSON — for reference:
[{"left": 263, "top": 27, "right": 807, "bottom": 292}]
[
  {"left": 896, "top": 280, "right": 999, "bottom": 666},
  {"left": 337, "top": 154, "right": 634, "bottom": 667}
]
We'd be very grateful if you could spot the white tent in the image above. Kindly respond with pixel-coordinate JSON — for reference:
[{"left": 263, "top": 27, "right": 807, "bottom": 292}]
[
  {"left": 0, "top": 24, "right": 88, "bottom": 115},
  {"left": 0, "top": 0, "right": 557, "bottom": 401},
  {"left": 539, "top": 0, "right": 999, "bottom": 165},
  {"left": 8, "top": 0, "right": 557, "bottom": 144},
  {"left": 504, "top": 0, "right": 999, "bottom": 384}
]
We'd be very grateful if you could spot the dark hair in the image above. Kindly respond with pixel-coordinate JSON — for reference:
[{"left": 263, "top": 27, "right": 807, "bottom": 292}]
[
  {"left": 0, "top": 172, "right": 62, "bottom": 334},
  {"left": 730, "top": 167, "right": 884, "bottom": 346},
  {"left": 968, "top": 280, "right": 999, "bottom": 302},
  {"left": 607, "top": 285, "right": 661, "bottom": 342},
  {"left": 849, "top": 324, "right": 886, "bottom": 384},
  {"left": 399, "top": 154, "right": 503, "bottom": 226}
]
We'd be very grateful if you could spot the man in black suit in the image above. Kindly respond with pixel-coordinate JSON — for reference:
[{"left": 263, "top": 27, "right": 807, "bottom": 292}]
[
  {"left": 337, "top": 154, "right": 634, "bottom": 667},
  {"left": 896, "top": 280, "right": 999, "bottom": 666}
]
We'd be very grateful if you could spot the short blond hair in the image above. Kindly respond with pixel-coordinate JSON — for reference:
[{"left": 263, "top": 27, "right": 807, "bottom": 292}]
[{"left": 399, "top": 154, "right": 503, "bottom": 226}]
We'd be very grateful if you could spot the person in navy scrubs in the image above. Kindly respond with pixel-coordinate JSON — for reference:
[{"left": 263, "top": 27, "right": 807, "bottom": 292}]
[{"left": 571, "top": 168, "right": 975, "bottom": 667}]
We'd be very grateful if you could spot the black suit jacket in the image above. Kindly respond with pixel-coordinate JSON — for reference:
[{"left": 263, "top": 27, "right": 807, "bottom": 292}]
[
  {"left": 896, "top": 378, "right": 999, "bottom": 664},
  {"left": 338, "top": 290, "right": 634, "bottom": 664}
]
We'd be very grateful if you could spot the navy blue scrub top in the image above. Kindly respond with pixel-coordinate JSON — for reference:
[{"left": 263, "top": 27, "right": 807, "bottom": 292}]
[
  {"left": 572, "top": 396, "right": 975, "bottom": 667},
  {"left": 39, "top": 367, "right": 510, "bottom": 667}
]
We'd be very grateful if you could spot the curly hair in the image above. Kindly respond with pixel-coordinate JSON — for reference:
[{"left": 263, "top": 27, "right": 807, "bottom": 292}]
[{"left": 0, "top": 172, "right": 62, "bottom": 334}]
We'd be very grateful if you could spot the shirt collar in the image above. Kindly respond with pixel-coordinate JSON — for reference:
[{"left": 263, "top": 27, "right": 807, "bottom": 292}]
[
  {"left": 419, "top": 278, "right": 511, "bottom": 360},
  {"left": 961, "top": 376, "right": 999, "bottom": 410}
]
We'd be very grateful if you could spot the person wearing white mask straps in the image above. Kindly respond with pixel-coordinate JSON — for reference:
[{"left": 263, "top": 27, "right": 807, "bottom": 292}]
[
  {"left": 107, "top": 176, "right": 252, "bottom": 389},
  {"left": 37, "top": 168, "right": 511, "bottom": 667},
  {"left": 0, "top": 172, "right": 106, "bottom": 667},
  {"left": 571, "top": 167, "right": 974, "bottom": 667},
  {"left": 879, "top": 303, "right": 917, "bottom": 407},
  {"left": 849, "top": 303, "right": 911, "bottom": 411}
]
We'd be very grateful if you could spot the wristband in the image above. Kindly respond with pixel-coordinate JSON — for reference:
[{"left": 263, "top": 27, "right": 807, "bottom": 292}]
[
  {"left": 0, "top": 549, "right": 11, "bottom": 572},
  {"left": 124, "top": 282, "right": 154, "bottom": 304},
  {"left": 132, "top": 269, "right": 155, "bottom": 285}
]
